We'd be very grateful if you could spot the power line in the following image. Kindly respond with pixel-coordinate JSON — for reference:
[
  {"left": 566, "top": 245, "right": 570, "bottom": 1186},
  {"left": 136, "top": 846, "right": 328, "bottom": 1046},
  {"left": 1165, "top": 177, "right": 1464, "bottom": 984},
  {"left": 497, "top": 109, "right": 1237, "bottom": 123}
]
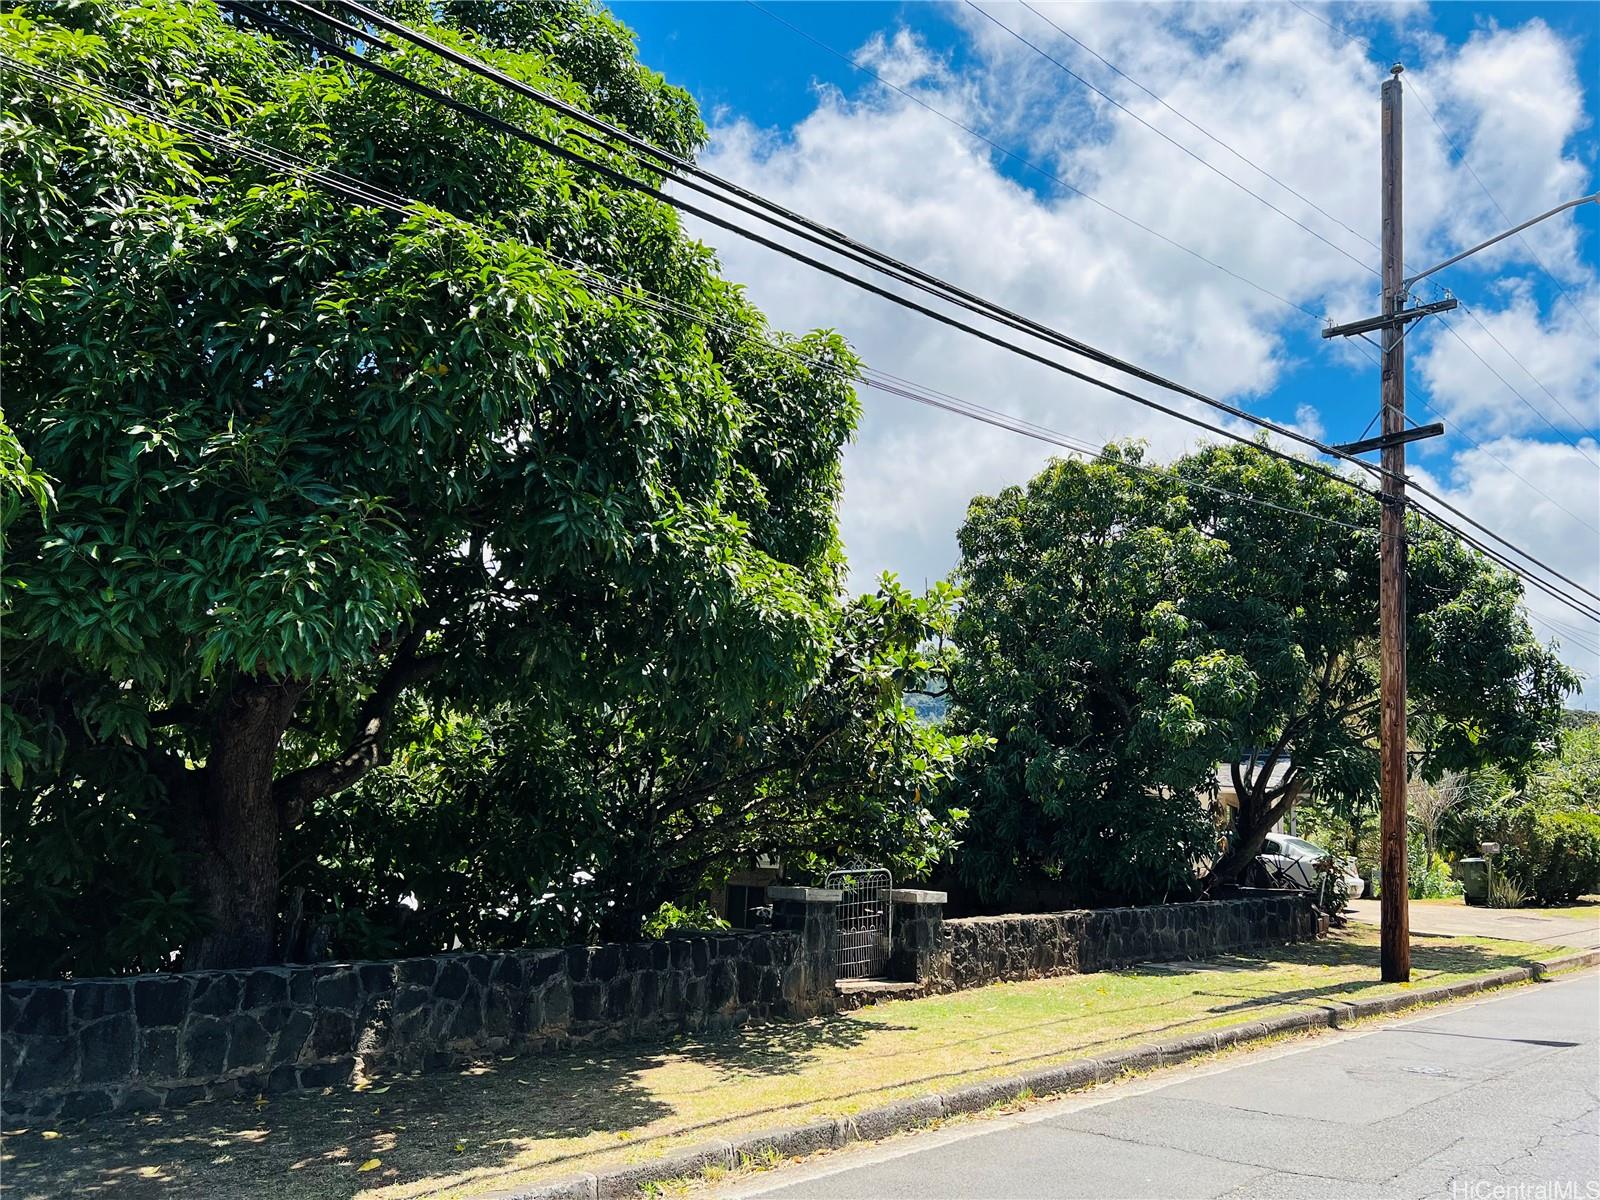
[
  {"left": 4, "top": 56, "right": 1376, "bottom": 546},
  {"left": 1528, "top": 611, "right": 1600, "bottom": 660},
  {"left": 244, "top": 0, "right": 1600, "bottom": 614},
  {"left": 1405, "top": 478, "right": 1600, "bottom": 610},
  {"left": 1402, "top": 72, "right": 1600, "bottom": 341},
  {"left": 1405, "top": 380, "right": 1600, "bottom": 539},
  {"left": 774, "top": 0, "right": 1587, "bottom": 534},
  {"left": 966, "top": 0, "right": 1379, "bottom": 279},
  {"left": 1448, "top": 300, "right": 1600, "bottom": 466},
  {"left": 1015, "top": 0, "right": 1378, "bottom": 256},
  {"left": 250, "top": 0, "right": 1403, "bottom": 485},
  {"left": 18, "top": 33, "right": 1597, "bottom": 623},
  {"left": 743, "top": 1, "right": 1326, "bottom": 323},
  {"left": 1285, "top": 3, "right": 1600, "bottom": 447}
]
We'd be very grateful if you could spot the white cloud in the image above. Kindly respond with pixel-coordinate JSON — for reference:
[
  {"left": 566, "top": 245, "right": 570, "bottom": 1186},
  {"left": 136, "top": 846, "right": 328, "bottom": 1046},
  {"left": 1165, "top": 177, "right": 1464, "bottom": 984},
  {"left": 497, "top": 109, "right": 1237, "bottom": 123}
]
[
  {"left": 1414, "top": 438, "right": 1600, "bottom": 706},
  {"left": 1425, "top": 19, "right": 1593, "bottom": 279},
  {"left": 1413, "top": 280, "right": 1600, "bottom": 437},
  {"left": 675, "top": 2, "right": 1599, "bottom": 699}
]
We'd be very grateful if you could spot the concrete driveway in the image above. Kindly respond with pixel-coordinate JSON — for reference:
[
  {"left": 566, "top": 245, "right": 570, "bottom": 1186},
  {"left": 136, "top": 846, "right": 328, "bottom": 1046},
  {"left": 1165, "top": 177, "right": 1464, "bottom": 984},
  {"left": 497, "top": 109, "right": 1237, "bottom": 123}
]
[
  {"left": 727, "top": 971, "right": 1600, "bottom": 1199},
  {"left": 1347, "top": 898, "right": 1600, "bottom": 950}
]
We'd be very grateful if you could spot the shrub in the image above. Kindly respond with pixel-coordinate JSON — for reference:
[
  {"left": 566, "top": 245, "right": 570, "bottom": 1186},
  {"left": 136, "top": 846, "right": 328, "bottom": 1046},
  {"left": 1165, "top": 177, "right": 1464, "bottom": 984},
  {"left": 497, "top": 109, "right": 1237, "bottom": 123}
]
[
  {"left": 1509, "top": 810, "right": 1600, "bottom": 905},
  {"left": 642, "top": 901, "right": 730, "bottom": 939},
  {"left": 1407, "top": 832, "right": 1464, "bottom": 900},
  {"left": 1488, "top": 871, "right": 1527, "bottom": 910}
]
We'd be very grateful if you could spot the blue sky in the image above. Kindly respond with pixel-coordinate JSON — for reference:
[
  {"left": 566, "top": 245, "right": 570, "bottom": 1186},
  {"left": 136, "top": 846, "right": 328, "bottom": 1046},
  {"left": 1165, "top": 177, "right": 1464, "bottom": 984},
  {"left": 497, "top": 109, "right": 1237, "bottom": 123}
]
[{"left": 608, "top": 1, "right": 1600, "bottom": 700}]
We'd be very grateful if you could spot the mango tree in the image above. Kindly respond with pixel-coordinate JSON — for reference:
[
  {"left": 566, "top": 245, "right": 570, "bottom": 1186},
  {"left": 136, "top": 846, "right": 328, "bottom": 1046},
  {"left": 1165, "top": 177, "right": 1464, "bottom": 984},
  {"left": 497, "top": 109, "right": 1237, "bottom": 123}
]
[
  {"left": 2, "top": 0, "right": 859, "bottom": 971},
  {"left": 948, "top": 442, "right": 1575, "bottom": 907}
]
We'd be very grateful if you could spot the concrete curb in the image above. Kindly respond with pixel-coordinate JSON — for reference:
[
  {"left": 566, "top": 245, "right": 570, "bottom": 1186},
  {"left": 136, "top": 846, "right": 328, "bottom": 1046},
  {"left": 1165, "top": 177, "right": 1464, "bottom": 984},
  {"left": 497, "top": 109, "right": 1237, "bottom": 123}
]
[{"left": 481, "top": 949, "right": 1599, "bottom": 1200}]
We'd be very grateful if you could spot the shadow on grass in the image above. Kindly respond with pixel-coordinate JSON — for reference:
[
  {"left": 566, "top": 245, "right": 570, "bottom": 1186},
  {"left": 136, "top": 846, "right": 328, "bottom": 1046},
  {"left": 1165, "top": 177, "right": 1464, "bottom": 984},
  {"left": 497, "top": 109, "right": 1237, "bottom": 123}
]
[
  {"left": 0, "top": 1010, "right": 888, "bottom": 1200},
  {"left": 1124, "top": 934, "right": 1551, "bottom": 1017},
  {"left": 0, "top": 935, "right": 1553, "bottom": 1200}
]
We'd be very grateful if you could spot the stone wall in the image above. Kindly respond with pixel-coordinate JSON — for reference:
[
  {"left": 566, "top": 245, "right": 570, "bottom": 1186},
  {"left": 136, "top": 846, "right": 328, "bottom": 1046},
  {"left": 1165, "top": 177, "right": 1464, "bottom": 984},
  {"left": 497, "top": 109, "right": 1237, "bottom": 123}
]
[
  {"left": 0, "top": 889, "right": 1317, "bottom": 1124},
  {"left": 0, "top": 919, "right": 834, "bottom": 1124},
  {"left": 904, "top": 894, "right": 1320, "bottom": 993}
]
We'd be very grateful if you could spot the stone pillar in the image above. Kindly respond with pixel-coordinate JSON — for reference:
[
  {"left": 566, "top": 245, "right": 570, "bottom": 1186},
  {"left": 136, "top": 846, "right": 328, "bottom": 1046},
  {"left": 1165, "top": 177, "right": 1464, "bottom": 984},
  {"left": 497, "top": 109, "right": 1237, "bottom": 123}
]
[
  {"left": 768, "top": 887, "right": 841, "bottom": 1016},
  {"left": 886, "top": 888, "right": 947, "bottom": 984}
]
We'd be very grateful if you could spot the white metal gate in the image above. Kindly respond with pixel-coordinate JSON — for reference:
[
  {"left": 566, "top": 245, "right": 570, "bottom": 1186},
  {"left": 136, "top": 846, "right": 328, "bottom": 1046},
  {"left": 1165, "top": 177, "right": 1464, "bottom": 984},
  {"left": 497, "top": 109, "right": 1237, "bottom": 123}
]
[{"left": 825, "top": 867, "right": 893, "bottom": 979}]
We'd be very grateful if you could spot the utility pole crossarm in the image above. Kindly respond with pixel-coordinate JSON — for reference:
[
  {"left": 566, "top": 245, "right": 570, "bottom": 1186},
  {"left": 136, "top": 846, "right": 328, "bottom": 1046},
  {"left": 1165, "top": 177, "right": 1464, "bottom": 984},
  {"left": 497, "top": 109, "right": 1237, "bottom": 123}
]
[
  {"left": 1321, "top": 297, "right": 1457, "bottom": 340},
  {"left": 1333, "top": 423, "right": 1444, "bottom": 457}
]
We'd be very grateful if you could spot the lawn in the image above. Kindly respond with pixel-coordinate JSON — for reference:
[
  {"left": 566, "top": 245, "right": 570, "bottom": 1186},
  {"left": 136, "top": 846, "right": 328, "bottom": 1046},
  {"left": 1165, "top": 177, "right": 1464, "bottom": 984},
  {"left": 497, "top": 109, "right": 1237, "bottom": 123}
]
[{"left": 0, "top": 927, "right": 1581, "bottom": 1200}]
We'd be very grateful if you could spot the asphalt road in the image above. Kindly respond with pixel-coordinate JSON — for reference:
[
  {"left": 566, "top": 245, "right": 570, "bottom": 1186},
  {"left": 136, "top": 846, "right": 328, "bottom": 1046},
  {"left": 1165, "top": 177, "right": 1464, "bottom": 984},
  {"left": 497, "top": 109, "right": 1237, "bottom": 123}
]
[{"left": 730, "top": 971, "right": 1600, "bottom": 1200}]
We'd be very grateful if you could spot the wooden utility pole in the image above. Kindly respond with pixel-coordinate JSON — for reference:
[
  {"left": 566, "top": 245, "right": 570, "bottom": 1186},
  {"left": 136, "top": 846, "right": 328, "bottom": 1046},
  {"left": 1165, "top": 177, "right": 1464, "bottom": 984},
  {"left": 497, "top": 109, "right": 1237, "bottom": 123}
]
[
  {"left": 1377, "top": 65, "right": 1411, "bottom": 983},
  {"left": 1323, "top": 75, "right": 1593, "bottom": 983},
  {"left": 1326, "top": 66, "right": 1443, "bottom": 980}
]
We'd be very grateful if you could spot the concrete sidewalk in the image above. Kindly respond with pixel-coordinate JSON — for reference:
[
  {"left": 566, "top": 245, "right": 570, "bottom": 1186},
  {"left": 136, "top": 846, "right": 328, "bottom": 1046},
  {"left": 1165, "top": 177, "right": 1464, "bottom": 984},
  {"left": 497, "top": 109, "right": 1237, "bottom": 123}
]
[
  {"left": 732, "top": 970, "right": 1600, "bottom": 1199},
  {"left": 1347, "top": 898, "right": 1600, "bottom": 950}
]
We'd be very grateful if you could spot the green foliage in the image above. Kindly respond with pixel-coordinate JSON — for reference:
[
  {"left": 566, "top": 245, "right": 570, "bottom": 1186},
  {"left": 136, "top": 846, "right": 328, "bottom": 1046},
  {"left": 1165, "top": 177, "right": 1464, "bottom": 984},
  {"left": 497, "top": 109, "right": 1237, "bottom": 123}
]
[
  {"left": 1506, "top": 810, "right": 1600, "bottom": 905},
  {"left": 1524, "top": 717, "right": 1600, "bottom": 810},
  {"left": 949, "top": 446, "right": 1240, "bottom": 906},
  {"left": 1407, "top": 835, "right": 1463, "bottom": 900},
  {"left": 1487, "top": 870, "right": 1526, "bottom": 910},
  {"left": 285, "top": 577, "right": 985, "bottom": 950},
  {"left": 0, "top": 414, "right": 52, "bottom": 526},
  {"left": 1, "top": 0, "right": 873, "bottom": 972},
  {"left": 641, "top": 900, "right": 730, "bottom": 940},
  {"left": 948, "top": 440, "right": 1575, "bottom": 908},
  {"left": 0, "top": 746, "right": 204, "bottom": 978},
  {"left": 1441, "top": 721, "right": 1600, "bottom": 906}
]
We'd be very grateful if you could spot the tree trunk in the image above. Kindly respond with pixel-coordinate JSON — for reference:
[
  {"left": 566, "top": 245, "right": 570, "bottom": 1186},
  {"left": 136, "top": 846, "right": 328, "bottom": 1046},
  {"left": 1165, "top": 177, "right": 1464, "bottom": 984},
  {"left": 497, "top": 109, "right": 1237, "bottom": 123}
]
[
  {"left": 188, "top": 681, "right": 306, "bottom": 969},
  {"left": 1206, "top": 775, "right": 1301, "bottom": 888}
]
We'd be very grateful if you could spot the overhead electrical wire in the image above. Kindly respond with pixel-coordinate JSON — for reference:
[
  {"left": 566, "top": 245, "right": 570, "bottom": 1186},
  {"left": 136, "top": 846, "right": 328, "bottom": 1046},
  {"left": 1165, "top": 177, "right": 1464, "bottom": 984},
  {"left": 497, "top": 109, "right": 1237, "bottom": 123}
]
[
  {"left": 997, "top": 0, "right": 1599, "bottom": 496},
  {"left": 1447, "top": 301, "right": 1600, "bottom": 469},
  {"left": 748, "top": 0, "right": 1390, "bottom": 407},
  {"left": 1404, "top": 378, "right": 1600, "bottom": 539},
  {"left": 742, "top": 0, "right": 1326, "bottom": 323},
  {"left": 294, "top": 0, "right": 1600, "bottom": 610},
  {"left": 1528, "top": 613, "right": 1600, "bottom": 662},
  {"left": 1401, "top": 72, "right": 1600, "bottom": 342},
  {"left": 288, "top": 0, "right": 1386, "bottom": 482},
  {"left": 965, "top": 0, "right": 1379, "bottom": 278},
  {"left": 1015, "top": 0, "right": 1379, "bottom": 257},
  {"left": 1284, "top": 2, "right": 1600, "bottom": 442},
  {"left": 747, "top": 0, "right": 1599, "bottom": 548},
  {"left": 1, "top": 53, "right": 1376, "bottom": 543},
  {"left": 16, "top": 24, "right": 1597, "bottom": 621},
  {"left": 214, "top": 0, "right": 1600, "bottom": 614}
]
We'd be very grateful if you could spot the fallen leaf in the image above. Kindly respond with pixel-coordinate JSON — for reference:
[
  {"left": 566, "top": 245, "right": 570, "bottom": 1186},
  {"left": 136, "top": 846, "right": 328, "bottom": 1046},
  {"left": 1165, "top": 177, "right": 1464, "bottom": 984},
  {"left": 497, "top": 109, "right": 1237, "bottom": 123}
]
[
  {"left": 254, "top": 1096, "right": 269, "bottom": 1110},
  {"left": 358, "top": 1158, "right": 381, "bottom": 1172},
  {"left": 40, "top": 1131, "right": 61, "bottom": 1140},
  {"left": 368, "top": 1085, "right": 391, "bottom": 1094},
  {"left": 453, "top": 1142, "right": 466, "bottom": 1154}
]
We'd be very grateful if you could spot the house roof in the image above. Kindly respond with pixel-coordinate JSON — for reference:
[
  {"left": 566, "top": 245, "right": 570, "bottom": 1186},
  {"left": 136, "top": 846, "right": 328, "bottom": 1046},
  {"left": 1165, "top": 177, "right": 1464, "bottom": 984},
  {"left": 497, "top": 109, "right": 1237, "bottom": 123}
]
[{"left": 1214, "top": 755, "right": 1293, "bottom": 795}]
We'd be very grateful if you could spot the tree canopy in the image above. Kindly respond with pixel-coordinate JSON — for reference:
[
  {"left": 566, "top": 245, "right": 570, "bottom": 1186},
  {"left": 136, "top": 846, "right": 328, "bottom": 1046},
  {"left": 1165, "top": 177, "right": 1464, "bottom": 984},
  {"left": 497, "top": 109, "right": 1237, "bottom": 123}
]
[
  {"left": 0, "top": 0, "right": 909, "bottom": 972},
  {"left": 287, "top": 578, "right": 981, "bottom": 952},
  {"left": 947, "top": 442, "right": 1576, "bottom": 907}
]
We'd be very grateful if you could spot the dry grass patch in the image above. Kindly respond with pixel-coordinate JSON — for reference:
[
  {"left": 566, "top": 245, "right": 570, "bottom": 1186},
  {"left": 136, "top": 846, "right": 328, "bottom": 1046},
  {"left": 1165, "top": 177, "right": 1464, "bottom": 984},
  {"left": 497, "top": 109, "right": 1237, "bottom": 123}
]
[{"left": 1, "top": 926, "right": 1575, "bottom": 1200}]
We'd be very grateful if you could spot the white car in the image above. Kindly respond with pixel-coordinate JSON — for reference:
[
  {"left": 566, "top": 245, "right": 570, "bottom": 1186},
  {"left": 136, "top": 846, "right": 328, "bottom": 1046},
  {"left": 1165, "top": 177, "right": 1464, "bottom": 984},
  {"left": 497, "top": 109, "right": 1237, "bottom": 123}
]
[{"left": 1256, "top": 834, "right": 1366, "bottom": 900}]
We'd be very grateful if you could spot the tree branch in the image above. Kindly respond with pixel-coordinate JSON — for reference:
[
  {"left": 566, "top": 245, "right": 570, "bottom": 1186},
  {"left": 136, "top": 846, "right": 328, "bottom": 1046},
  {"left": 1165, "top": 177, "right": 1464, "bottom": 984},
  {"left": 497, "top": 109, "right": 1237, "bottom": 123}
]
[{"left": 272, "top": 627, "right": 443, "bottom": 825}]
